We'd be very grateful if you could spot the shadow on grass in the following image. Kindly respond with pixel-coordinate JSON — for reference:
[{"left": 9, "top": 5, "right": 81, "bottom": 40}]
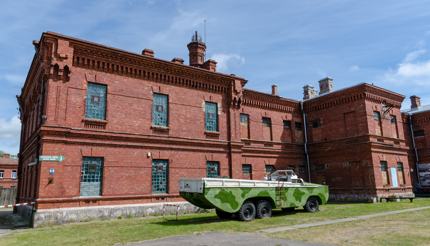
[{"left": 152, "top": 209, "right": 307, "bottom": 227}]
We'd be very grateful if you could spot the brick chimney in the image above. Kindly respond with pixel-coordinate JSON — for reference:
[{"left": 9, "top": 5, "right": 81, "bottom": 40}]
[
  {"left": 319, "top": 77, "right": 333, "bottom": 95},
  {"left": 187, "top": 31, "right": 206, "bottom": 67},
  {"left": 271, "top": 85, "right": 278, "bottom": 96},
  {"left": 411, "top": 95, "right": 421, "bottom": 109},
  {"left": 171, "top": 57, "right": 184, "bottom": 64},
  {"left": 202, "top": 59, "right": 217, "bottom": 72},
  {"left": 142, "top": 49, "right": 154, "bottom": 57},
  {"left": 303, "top": 85, "right": 318, "bottom": 100}
]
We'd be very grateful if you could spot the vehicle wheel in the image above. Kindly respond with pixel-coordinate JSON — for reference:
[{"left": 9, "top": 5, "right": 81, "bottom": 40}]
[
  {"left": 256, "top": 200, "right": 272, "bottom": 219},
  {"left": 304, "top": 197, "right": 319, "bottom": 212},
  {"left": 238, "top": 201, "right": 256, "bottom": 221},
  {"left": 281, "top": 207, "right": 295, "bottom": 213},
  {"left": 216, "top": 209, "right": 232, "bottom": 219}
]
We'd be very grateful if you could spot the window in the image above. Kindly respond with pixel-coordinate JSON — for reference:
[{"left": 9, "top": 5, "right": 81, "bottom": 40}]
[
  {"left": 206, "top": 161, "right": 220, "bottom": 178},
  {"left": 390, "top": 115, "right": 399, "bottom": 138},
  {"left": 312, "top": 119, "right": 321, "bottom": 128},
  {"left": 380, "top": 161, "right": 389, "bottom": 186},
  {"left": 242, "top": 164, "right": 252, "bottom": 179},
  {"left": 414, "top": 130, "right": 425, "bottom": 137},
  {"left": 80, "top": 157, "right": 104, "bottom": 196},
  {"left": 152, "top": 93, "right": 168, "bottom": 127},
  {"left": 265, "top": 165, "right": 276, "bottom": 177},
  {"left": 262, "top": 117, "right": 272, "bottom": 141},
  {"left": 11, "top": 170, "right": 17, "bottom": 179},
  {"left": 295, "top": 122, "right": 303, "bottom": 131},
  {"left": 0, "top": 170, "right": 3, "bottom": 179},
  {"left": 85, "top": 83, "right": 107, "bottom": 120},
  {"left": 152, "top": 159, "right": 169, "bottom": 193},
  {"left": 205, "top": 102, "right": 218, "bottom": 132},
  {"left": 397, "top": 162, "right": 405, "bottom": 185},
  {"left": 283, "top": 120, "right": 291, "bottom": 128},
  {"left": 373, "top": 111, "right": 382, "bottom": 136},
  {"left": 240, "top": 114, "right": 250, "bottom": 139}
]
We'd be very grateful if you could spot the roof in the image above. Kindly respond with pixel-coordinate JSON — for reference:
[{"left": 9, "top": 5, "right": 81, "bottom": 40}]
[
  {"left": 402, "top": 104, "right": 430, "bottom": 115},
  {"left": 42, "top": 31, "right": 247, "bottom": 83},
  {"left": 0, "top": 157, "right": 18, "bottom": 166},
  {"left": 304, "top": 82, "right": 404, "bottom": 102}
]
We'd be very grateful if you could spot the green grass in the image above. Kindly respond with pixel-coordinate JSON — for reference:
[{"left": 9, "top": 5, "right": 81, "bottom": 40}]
[
  {"left": 1, "top": 198, "right": 430, "bottom": 246},
  {"left": 274, "top": 207, "right": 430, "bottom": 246}
]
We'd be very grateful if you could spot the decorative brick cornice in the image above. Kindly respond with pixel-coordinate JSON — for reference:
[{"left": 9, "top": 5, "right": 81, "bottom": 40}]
[
  {"left": 304, "top": 83, "right": 404, "bottom": 112},
  {"left": 242, "top": 89, "right": 299, "bottom": 113}
]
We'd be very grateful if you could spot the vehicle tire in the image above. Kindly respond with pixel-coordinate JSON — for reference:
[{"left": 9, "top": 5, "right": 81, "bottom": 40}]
[
  {"left": 238, "top": 201, "right": 256, "bottom": 221},
  {"left": 216, "top": 209, "right": 232, "bottom": 220},
  {"left": 281, "top": 207, "right": 295, "bottom": 213},
  {"left": 256, "top": 200, "right": 272, "bottom": 219},
  {"left": 304, "top": 197, "right": 320, "bottom": 212}
]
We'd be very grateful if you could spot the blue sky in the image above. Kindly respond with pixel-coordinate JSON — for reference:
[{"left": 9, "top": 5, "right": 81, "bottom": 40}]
[{"left": 1, "top": 0, "right": 430, "bottom": 154}]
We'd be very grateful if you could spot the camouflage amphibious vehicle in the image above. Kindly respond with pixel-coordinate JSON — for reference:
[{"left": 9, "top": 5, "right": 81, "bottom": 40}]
[{"left": 179, "top": 170, "right": 329, "bottom": 221}]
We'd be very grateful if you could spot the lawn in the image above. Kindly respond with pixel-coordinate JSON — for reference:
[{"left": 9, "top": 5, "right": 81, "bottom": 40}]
[
  {"left": 1, "top": 198, "right": 430, "bottom": 246},
  {"left": 274, "top": 207, "right": 430, "bottom": 246}
]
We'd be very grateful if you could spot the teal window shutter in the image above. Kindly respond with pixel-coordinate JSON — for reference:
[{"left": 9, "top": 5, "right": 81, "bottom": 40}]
[
  {"left": 152, "top": 93, "right": 168, "bottom": 127},
  {"left": 206, "top": 161, "right": 220, "bottom": 177},
  {"left": 205, "top": 102, "right": 218, "bottom": 132},
  {"left": 85, "top": 83, "right": 107, "bottom": 120}
]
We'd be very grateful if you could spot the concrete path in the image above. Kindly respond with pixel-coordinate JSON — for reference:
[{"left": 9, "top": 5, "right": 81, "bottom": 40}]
[
  {"left": 127, "top": 232, "right": 326, "bottom": 246},
  {"left": 261, "top": 205, "right": 430, "bottom": 233}
]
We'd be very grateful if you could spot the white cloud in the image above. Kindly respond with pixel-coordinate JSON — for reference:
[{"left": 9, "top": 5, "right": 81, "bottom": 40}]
[
  {"left": 0, "top": 115, "right": 21, "bottom": 154},
  {"left": 383, "top": 49, "right": 430, "bottom": 86},
  {"left": 210, "top": 53, "right": 245, "bottom": 72},
  {"left": 349, "top": 65, "right": 360, "bottom": 72}
]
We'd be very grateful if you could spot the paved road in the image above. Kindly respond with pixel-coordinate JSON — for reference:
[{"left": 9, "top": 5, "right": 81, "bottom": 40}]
[
  {"left": 260, "top": 205, "right": 430, "bottom": 233},
  {"left": 126, "top": 232, "right": 326, "bottom": 246}
]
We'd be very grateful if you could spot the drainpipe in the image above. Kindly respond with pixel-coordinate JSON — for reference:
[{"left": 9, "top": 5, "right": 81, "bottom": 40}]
[
  {"left": 301, "top": 101, "right": 311, "bottom": 182},
  {"left": 408, "top": 114, "right": 421, "bottom": 187}
]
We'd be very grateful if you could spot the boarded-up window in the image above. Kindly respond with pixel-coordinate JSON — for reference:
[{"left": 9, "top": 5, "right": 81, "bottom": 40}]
[
  {"left": 380, "top": 161, "right": 389, "bottom": 186},
  {"left": 344, "top": 111, "right": 358, "bottom": 137},
  {"left": 240, "top": 114, "right": 250, "bottom": 139},
  {"left": 373, "top": 111, "right": 382, "bottom": 136},
  {"left": 397, "top": 162, "right": 405, "bottom": 185},
  {"left": 262, "top": 117, "right": 272, "bottom": 141},
  {"left": 390, "top": 115, "right": 399, "bottom": 138}
]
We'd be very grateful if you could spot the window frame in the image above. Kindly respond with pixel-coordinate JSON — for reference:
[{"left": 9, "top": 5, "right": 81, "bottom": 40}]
[
  {"left": 151, "top": 159, "right": 169, "bottom": 194},
  {"left": 0, "top": 170, "right": 4, "bottom": 179},
  {"left": 85, "top": 82, "right": 107, "bottom": 120},
  {"left": 295, "top": 121, "right": 303, "bottom": 131},
  {"left": 152, "top": 93, "right": 169, "bottom": 127},
  {"left": 205, "top": 102, "right": 219, "bottom": 132},
  {"left": 240, "top": 113, "right": 250, "bottom": 139},
  {"left": 11, "top": 170, "right": 17, "bottom": 179},
  {"left": 206, "top": 161, "right": 220, "bottom": 178},
  {"left": 283, "top": 120, "right": 291, "bottom": 129},
  {"left": 380, "top": 161, "right": 389, "bottom": 186}
]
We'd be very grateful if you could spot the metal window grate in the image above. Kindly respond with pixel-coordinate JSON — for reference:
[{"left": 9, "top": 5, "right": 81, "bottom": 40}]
[
  {"left": 85, "top": 83, "right": 107, "bottom": 120},
  {"left": 207, "top": 161, "right": 220, "bottom": 177},
  {"left": 205, "top": 102, "right": 218, "bottom": 132},
  {"left": 152, "top": 160, "right": 168, "bottom": 193},
  {"left": 242, "top": 164, "right": 252, "bottom": 175},
  {"left": 80, "top": 157, "right": 103, "bottom": 196},
  {"left": 152, "top": 93, "right": 168, "bottom": 126}
]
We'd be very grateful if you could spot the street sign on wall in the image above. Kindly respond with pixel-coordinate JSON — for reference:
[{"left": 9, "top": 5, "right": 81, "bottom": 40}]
[{"left": 39, "top": 155, "right": 65, "bottom": 162}]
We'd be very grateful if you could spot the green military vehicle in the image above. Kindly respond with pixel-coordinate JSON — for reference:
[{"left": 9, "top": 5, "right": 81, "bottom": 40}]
[{"left": 179, "top": 170, "right": 329, "bottom": 221}]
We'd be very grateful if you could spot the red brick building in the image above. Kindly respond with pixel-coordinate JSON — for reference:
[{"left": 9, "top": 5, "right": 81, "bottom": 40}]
[
  {"left": 403, "top": 96, "right": 430, "bottom": 193},
  {"left": 0, "top": 154, "right": 18, "bottom": 189},
  {"left": 17, "top": 31, "right": 414, "bottom": 215}
]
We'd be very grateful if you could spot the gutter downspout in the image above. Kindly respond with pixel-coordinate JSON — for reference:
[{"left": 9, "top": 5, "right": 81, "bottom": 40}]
[
  {"left": 408, "top": 114, "right": 421, "bottom": 187},
  {"left": 301, "top": 101, "right": 311, "bottom": 182}
]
